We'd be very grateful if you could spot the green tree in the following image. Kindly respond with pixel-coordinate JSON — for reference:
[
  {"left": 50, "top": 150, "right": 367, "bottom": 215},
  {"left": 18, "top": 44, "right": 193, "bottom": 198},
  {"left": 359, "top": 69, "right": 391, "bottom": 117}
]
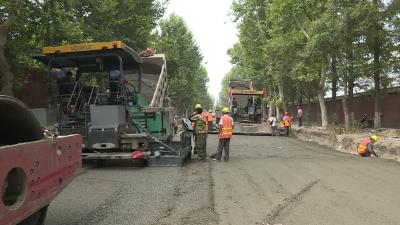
[
  {"left": 0, "top": 0, "right": 166, "bottom": 94},
  {"left": 156, "top": 14, "right": 213, "bottom": 113},
  {"left": 227, "top": 0, "right": 400, "bottom": 129}
]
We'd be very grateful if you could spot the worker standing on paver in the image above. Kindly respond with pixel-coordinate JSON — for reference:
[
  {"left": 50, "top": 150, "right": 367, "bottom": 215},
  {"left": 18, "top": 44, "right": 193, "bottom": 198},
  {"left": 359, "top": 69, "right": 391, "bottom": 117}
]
[
  {"left": 173, "top": 115, "right": 178, "bottom": 134},
  {"left": 283, "top": 112, "right": 292, "bottom": 137},
  {"left": 215, "top": 107, "right": 234, "bottom": 161},
  {"left": 191, "top": 104, "right": 208, "bottom": 161},
  {"left": 207, "top": 109, "right": 214, "bottom": 132},
  {"left": 358, "top": 135, "right": 379, "bottom": 157}
]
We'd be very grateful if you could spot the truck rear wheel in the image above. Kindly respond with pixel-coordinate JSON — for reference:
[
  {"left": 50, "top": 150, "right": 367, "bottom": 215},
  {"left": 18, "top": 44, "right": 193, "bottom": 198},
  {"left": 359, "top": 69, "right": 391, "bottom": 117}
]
[{"left": 18, "top": 205, "right": 49, "bottom": 225}]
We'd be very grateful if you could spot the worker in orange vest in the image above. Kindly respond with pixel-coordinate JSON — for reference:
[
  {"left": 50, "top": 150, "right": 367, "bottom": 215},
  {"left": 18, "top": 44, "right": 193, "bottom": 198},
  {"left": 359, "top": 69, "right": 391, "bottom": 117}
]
[
  {"left": 191, "top": 104, "right": 208, "bottom": 161},
  {"left": 215, "top": 107, "right": 234, "bottom": 161},
  {"left": 207, "top": 109, "right": 214, "bottom": 132},
  {"left": 357, "top": 135, "right": 379, "bottom": 157},
  {"left": 283, "top": 112, "right": 292, "bottom": 137}
]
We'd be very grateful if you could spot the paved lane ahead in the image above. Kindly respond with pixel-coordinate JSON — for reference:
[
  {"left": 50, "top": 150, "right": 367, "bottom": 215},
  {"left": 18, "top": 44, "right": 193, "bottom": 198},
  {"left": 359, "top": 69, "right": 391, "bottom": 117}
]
[{"left": 211, "top": 135, "right": 400, "bottom": 225}]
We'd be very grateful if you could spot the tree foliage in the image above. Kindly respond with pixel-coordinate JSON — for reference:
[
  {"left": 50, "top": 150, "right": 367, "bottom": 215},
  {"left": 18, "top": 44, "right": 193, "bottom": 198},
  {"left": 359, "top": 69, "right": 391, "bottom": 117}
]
[
  {"left": 0, "top": 0, "right": 167, "bottom": 92},
  {"left": 157, "top": 14, "right": 213, "bottom": 113},
  {"left": 0, "top": 1, "right": 213, "bottom": 112}
]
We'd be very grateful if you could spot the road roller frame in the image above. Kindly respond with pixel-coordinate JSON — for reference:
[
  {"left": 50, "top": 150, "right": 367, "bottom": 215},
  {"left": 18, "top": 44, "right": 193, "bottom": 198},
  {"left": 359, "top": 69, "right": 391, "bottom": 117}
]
[{"left": 0, "top": 95, "right": 82, "bottom": 225}]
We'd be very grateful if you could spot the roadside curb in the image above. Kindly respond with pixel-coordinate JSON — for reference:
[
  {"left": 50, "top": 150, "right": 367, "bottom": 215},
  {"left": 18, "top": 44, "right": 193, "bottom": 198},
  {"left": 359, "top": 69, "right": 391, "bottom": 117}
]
[{"left": 291, "top": 126, "right": 400, "bottom": 163}]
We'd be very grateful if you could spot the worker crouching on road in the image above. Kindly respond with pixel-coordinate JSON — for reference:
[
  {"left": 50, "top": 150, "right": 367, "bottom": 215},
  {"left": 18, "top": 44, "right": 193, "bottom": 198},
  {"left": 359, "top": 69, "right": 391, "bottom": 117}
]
[
  {"left": 358, "top": 135, "right": 379, "bottom": 157},
  {"left": 283, "top": 112, "right": 292, "bottom": 137},
  {"left": 215, "top": 107, "right": 234, "bottom": 161},
  {"left": 191, "top": 104, "right": 208, "bottom": 161}
]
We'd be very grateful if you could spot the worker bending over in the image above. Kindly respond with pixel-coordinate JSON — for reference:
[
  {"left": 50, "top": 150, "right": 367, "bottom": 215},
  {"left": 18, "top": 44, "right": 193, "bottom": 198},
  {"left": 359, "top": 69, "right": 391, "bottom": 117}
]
[
  {"left": 191, "top": 104, "right": 208, "bottom": 161},
  {"left": 215, "top": 107, "right": 234, "bottom": 161},
  {"left": 358, "top": 135, "right": 379, "bottom": 157}
]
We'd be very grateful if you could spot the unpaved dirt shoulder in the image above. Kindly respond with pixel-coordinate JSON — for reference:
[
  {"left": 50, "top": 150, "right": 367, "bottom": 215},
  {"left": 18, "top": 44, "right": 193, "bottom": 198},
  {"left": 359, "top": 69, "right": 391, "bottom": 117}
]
[
  {"left": 292, "top": 126, "right": 400, "bottom": 162},
  {"left": 151, "top": 160, "right": 218, "bottom": 225}
]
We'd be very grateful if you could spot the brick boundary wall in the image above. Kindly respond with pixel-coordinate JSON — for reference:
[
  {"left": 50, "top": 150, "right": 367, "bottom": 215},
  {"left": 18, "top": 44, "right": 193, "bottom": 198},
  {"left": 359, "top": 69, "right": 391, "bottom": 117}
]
[{"left": 286, "top": 87, "right": 400, "bottom": 129}]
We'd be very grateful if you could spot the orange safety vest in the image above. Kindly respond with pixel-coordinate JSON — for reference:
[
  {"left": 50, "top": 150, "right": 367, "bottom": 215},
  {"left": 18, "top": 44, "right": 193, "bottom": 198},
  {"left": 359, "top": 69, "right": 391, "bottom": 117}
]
[
  {"left": 358, "top": 139, "right": 371, "bottom": 155},
  {"left": 283, "top": 115, "right": 292, "bottom": 127},
  {"left": 219, "top": 114, "right": 233, "bottom": 139},
  {"left": 202, "top": 111, "right": 208, "bottom": 132},
  {"left": 207, "top": 112, "right": 213, "bottom": 122}
]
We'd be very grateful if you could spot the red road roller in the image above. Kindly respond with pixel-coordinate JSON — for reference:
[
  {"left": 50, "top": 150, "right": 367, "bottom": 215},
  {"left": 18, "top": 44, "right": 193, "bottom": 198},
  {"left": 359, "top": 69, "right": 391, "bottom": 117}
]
[{"left": 0, "top": 95, "right": 82, "bottom": 225}]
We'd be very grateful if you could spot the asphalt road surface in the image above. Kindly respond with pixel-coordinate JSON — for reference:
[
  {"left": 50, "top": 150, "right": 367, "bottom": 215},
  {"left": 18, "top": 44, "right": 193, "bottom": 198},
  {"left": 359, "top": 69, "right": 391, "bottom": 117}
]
[{"left": 45, "top": 135, "right": 400, "bottom": 225}]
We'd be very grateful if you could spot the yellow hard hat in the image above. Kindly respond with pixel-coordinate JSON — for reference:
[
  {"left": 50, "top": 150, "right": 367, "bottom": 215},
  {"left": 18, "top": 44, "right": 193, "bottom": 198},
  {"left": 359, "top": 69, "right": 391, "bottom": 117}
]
[
  {"left": 371, "top": 135, "right": 379, "bottom": 142},
  {"left": 222, "top": 107, "right": 229, "bottom": 113},
  {"left": 195, "top": 104, "right": 202, "bottom": 109},
  {"left": 209, "top": 109, "right": 212, "bottom": 112}
]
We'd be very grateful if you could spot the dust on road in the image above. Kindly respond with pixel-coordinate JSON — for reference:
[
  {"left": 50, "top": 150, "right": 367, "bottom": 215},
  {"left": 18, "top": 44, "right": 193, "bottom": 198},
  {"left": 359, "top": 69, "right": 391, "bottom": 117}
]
[{"left": 46, "top": 135, "right": 400, "bottom": 225}]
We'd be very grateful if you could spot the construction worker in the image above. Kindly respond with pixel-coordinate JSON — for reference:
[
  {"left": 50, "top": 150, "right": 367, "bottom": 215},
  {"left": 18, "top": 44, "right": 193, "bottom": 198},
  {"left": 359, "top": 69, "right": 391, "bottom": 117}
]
[
  {"left": 268, "top": 114, "right": 277, "bottom": 136},
  {"left": 215, "top": 107, "right": 234, "bottom": 161},
  {"left": 207, "top": 109, "right": 214, "bottom": 132},
  {"left": 283, "top": 112, "right": 292, "bottom": 137},
  {"left": 297, "top": 106, "right": 303, "bottom": 127},
  {"left": 191, "top": 104, "right": 208, "bottom": 161},
  {"left": 358, "top": 135, "right": 379, "bottom": 157},
  {"left": 215, "top": 107, "right": 222, "bottom": 126}
]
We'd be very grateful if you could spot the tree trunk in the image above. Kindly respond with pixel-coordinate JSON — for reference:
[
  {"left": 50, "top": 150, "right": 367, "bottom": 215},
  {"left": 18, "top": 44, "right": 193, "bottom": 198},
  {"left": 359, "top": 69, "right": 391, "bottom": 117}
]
[
  {"left": 331, "top": 55, "right": 338, "bottom": 123},
  {"left": 0, "top": 49, "right": 14, "bottom": 95},
  {"left": 373, "top": 0, "right": 382, "bottom": 129},
  {"left": 373, "top": 51, "right": 382, "bottom": 128},
  {"left": 307, "top": 89, "right": 312, "bottom": 126},
  {"left": 277, "top": 81, "right": 285, "bottom": 120},
  {"left": 348, "top": 78, "right": 354, "bottom": 124},
  {"left": 268, "top": 101, "right": 273, "bottom": 118},
  {"left": 317, "top": 65, "right": 328, "bottom": 127},
  {"left": 343, "top": 28, "right": 355, "bottom": 130},
  {"left": 0, "top": 13, "right": 18, "bottom": 96},
  {"left": 0, "top": 1, "right": 22, "bottom": 96},
  {"left": 342, "top": 78, "right": 351, "bottom": 130}
]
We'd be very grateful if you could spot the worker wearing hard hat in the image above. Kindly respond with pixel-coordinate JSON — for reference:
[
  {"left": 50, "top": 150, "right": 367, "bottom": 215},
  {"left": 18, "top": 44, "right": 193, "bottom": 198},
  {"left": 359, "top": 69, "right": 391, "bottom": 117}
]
[
  {"left": 283, "top": 112, "right": 292, "bottom": 137},
  {"left": 191, "top": 104, "right": 208, "bottom": 161},
  {"left": 207, "top": 109, "right": 214, "bottom": 132},
  {"left": 215, "top": 107, "right": 234, "bottom": 161},
  {"left": 357, "top": 135, "right": 379, "bottom": 157}
]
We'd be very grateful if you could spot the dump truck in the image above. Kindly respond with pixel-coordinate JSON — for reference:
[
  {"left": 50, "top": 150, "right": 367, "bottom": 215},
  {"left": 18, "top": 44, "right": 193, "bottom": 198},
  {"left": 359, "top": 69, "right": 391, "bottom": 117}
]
[
  {"left": 31, "top": 41, "right": 192, "bottom": 166},
  {"left": 0, "top": 95, "right": 82, "bottom": 225},
  {"left": 226, "top": 80, "right": 270, "bottom": 135}
]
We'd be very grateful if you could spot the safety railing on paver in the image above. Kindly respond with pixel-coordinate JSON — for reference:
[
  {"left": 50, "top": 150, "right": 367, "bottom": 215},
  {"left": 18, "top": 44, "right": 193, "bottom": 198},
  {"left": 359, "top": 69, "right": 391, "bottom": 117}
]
[{"left": 150, "top": 64, "right": 167, "bottom": 107}]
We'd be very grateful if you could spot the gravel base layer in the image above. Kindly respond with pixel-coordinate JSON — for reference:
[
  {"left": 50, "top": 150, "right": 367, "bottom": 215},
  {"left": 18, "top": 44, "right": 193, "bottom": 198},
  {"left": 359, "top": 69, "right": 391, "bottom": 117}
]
[{"left": 46, "top": 134, "right": 400, "bottom": 225}]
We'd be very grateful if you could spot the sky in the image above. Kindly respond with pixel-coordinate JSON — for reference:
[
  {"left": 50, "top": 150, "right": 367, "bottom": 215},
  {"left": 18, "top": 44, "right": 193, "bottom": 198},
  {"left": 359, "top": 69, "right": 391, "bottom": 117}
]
[{"left": 165, "top": 0, "right": 238, "bottom": 101}]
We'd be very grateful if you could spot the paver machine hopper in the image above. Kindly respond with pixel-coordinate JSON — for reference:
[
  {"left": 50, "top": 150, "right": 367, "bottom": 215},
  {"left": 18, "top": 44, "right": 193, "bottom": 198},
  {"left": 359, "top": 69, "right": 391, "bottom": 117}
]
[{"left": 31, "top": 41, "right": 192, "bottom": 166}]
